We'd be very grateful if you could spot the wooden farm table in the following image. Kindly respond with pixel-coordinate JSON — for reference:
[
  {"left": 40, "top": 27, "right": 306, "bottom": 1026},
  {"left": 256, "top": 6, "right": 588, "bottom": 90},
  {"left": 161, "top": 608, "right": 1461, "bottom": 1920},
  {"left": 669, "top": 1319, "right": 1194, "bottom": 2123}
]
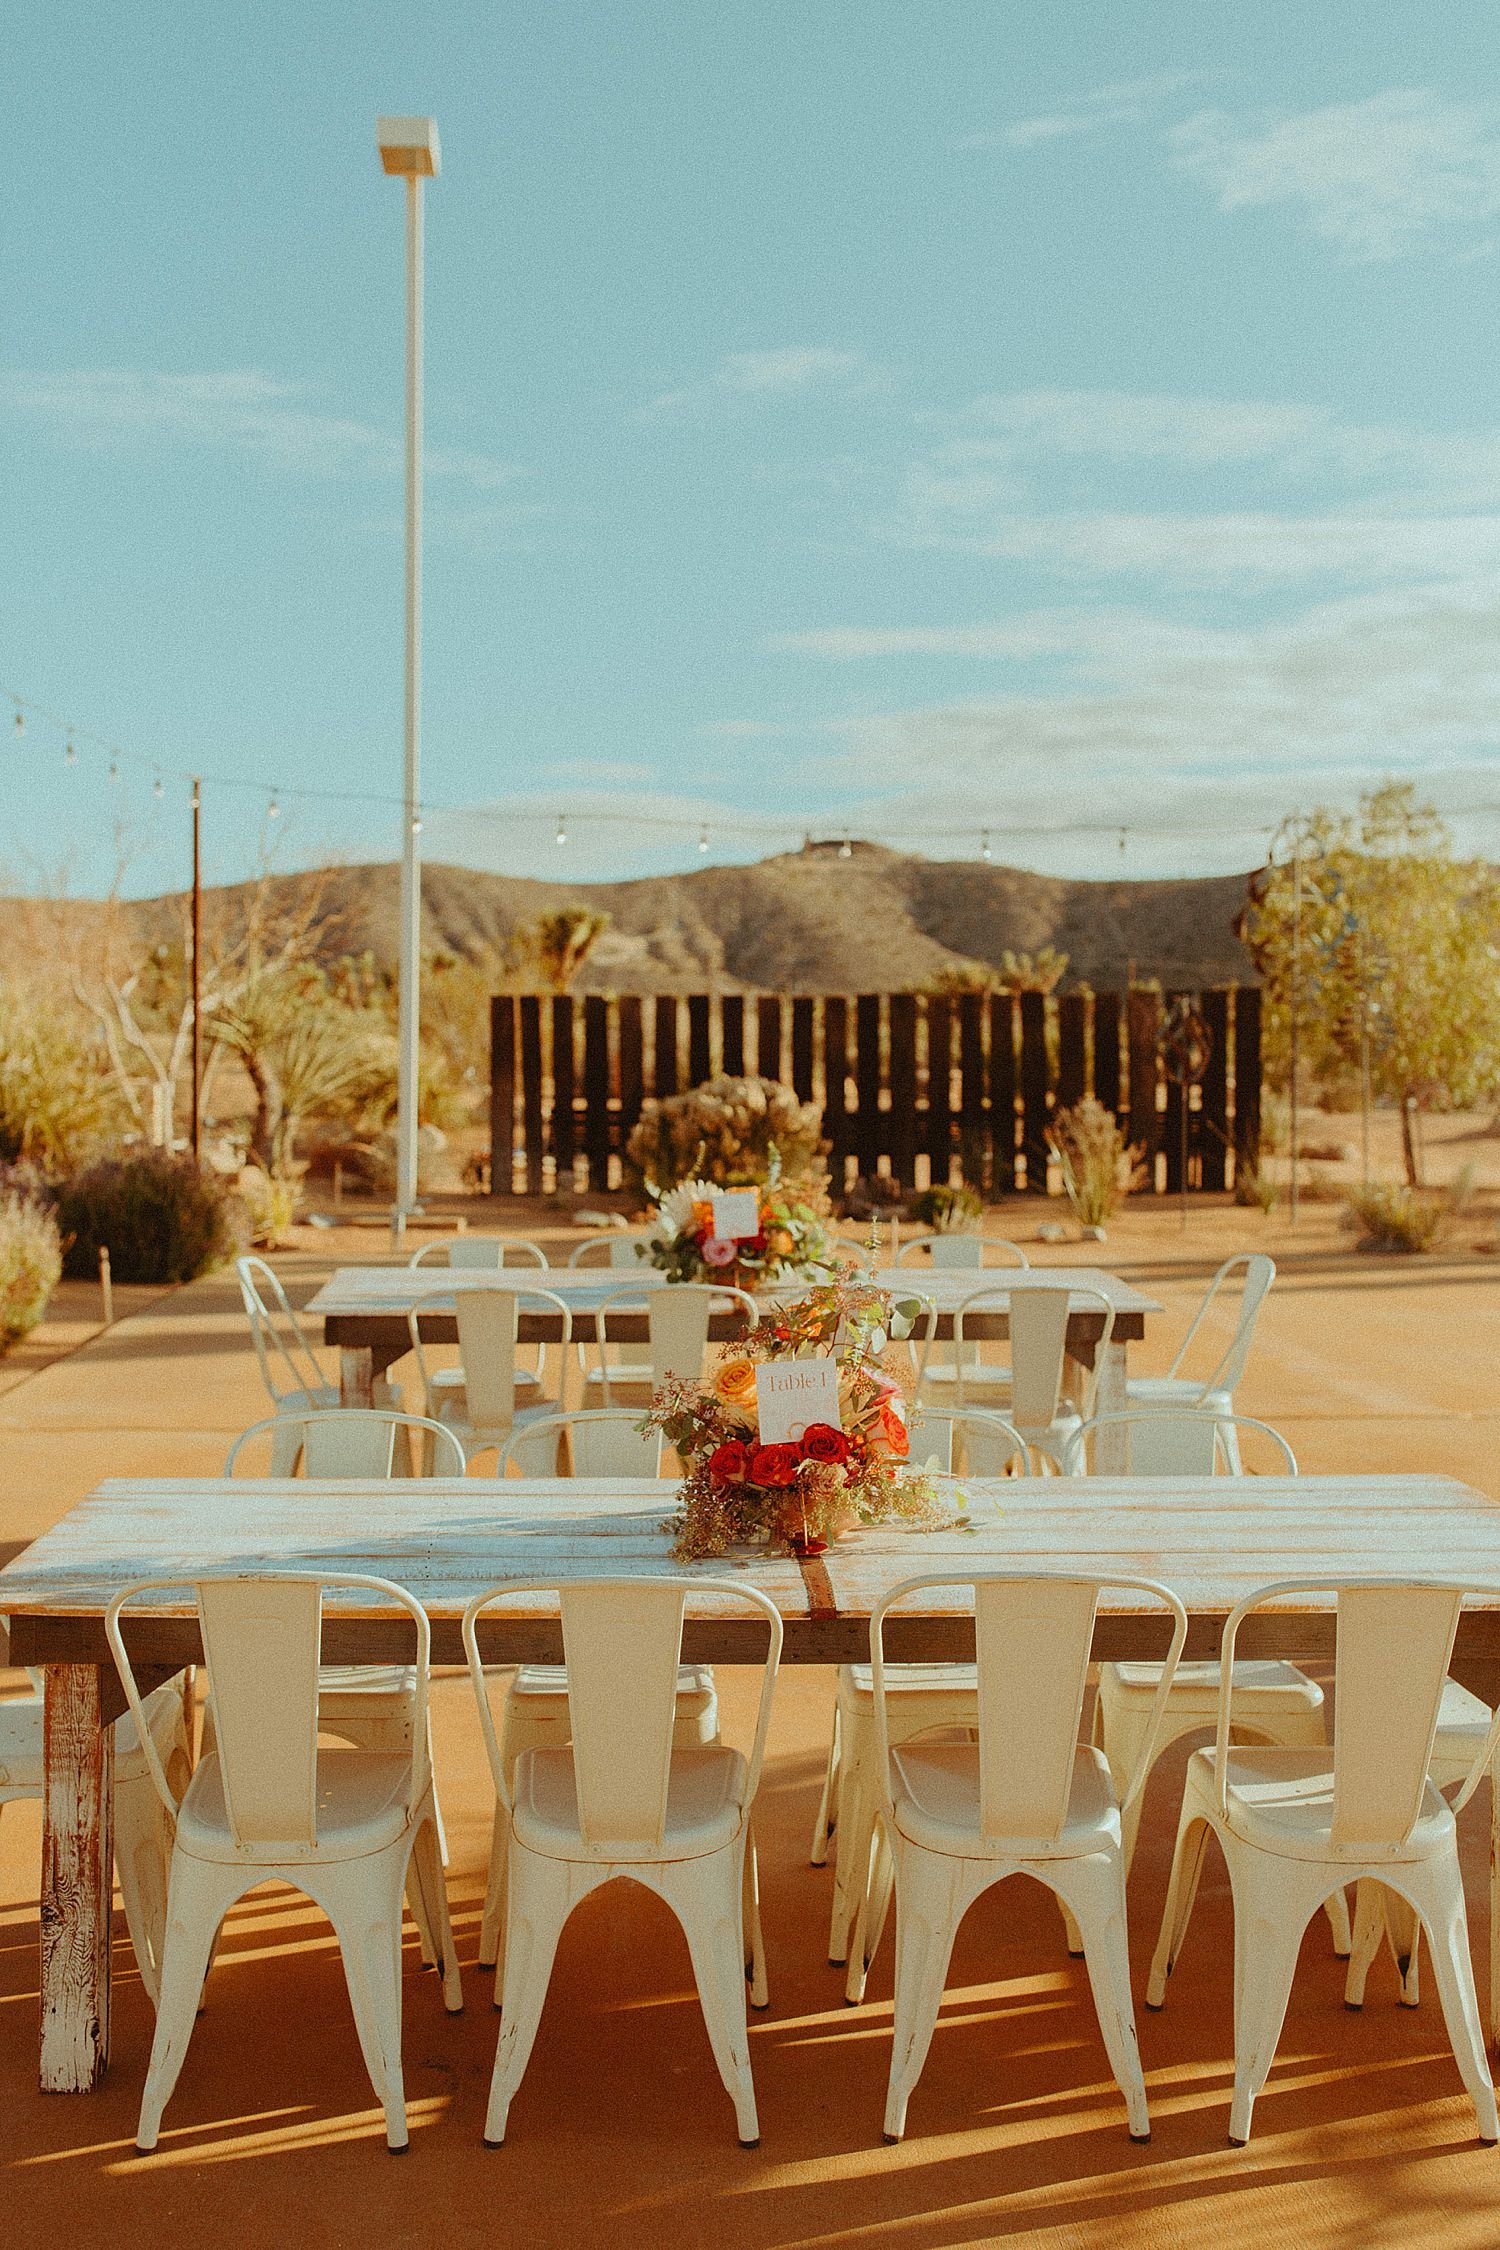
[
  {"left": 306, "top": 1262, "right": 1161, "bottom": 1412},
  {"left": 7, "top": 1470, "right": 1500, "bottom": 2095}
]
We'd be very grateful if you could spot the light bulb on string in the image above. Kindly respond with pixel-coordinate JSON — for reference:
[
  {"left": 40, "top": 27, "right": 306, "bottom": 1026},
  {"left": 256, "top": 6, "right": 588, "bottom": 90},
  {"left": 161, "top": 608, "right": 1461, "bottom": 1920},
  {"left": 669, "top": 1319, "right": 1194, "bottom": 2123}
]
[
  {"left": 555, "top": 813, "right": 567, "bottom": 846},
  {"left": 267, "top": 791, "right": 281, "bottom": 820},
  {"left": 108, "top": 759, "right": 119, "bottom": 785},
  {"left": 698, "top": 825, "right": 709, "bottom": 854},
  {"left": 410, "top": 814, "right": 423, "bottom": 836},
  {"left": 839, "top": 837, "right": 853, "bottom": 859},
  {"left": 64, "top": 734, "right": 76, "bottom": 767},
  {"left": 1118, "top": 827, "right": 1127, "bottom": 857},
  {"left": 980, "top": 829, "right": 992, "bottom": 862}
]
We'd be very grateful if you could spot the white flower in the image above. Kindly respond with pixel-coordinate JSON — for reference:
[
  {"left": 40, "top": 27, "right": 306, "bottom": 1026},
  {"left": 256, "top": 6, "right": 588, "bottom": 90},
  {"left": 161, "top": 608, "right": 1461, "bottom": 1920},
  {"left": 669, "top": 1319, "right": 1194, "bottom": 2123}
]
[{"left": 655, "top": 1177, "right": 716, "bottom": 1241}]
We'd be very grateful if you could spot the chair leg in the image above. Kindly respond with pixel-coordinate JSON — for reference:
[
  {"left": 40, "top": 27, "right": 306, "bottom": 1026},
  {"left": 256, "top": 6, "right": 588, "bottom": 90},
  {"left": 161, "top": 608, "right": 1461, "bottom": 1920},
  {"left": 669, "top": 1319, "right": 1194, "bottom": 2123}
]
[
  {"left": 114, "top": 1767, "right": 175, "bottom": 2009},
  {"left": 1402, "top": 1864, "right": 1499, "bottom": 2142},
  {"left": 136, "top": 1857, "right": 247, "bottom": 2151},
  {"left": 846, "top": 1816, "right": 896, "bottom": 2006},
  {"left": 667, "top": 1851, "right": 762, "bottom": 2146},
  {"left": 1146, "top": 1811, "right": 1214, "bottom": 2008},
  {"left": 1052, "top": 1850, "right": 1151, "bottom": 2141},
  {"left": 1226, "top": 1853, "right": 1319, "bottom": 2145},
  {"left": 485, "top": 1847, "right": 580, "bottom": 2145},
  {"left": 742, "top": 1831, "right": 768, "bottom": 2010},
  {"left": 1489, "top": 1769, "right": 1499, "bottom": 2049},
  {"left": 407, "top": 1803, "right": 463, "bottom": 2013},
  {"left": 323, "top": 1859, "right": 412, "bottom": 2151},
  {"left": 883, "top": 1843, "right": 965, "bottom": 2142},
  {"left": 828, "top": 1738, "right": 875, "bottom": 1966},
  {"left": 478, "top": 1798, "right": 509, "bottom": 1976},
  {"left": 810, "top": 1706, "right": 840, "bottom": 1867},
  {"left": 1344, "top": 1879, "right": 1388, "bottom": 2008}
]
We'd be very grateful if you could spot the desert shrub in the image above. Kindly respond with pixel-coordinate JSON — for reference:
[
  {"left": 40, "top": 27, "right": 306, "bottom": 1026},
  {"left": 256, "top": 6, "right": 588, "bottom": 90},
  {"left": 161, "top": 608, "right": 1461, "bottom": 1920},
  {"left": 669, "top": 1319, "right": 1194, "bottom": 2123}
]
[
  {"left": 626, "top": 1075, "right": 828, "bottom": 1198},
  {"left": 0, "top": 979, "right": 126, "bottom": 1175},
  {"left": 0, "top": 1187, "right": 63, "bottom": 1348},
  {"left": 57, "top": 1150, "right": 235, "bottom": 1284},
  {"left": 1233, "top": 1158, "right": 1278, "bottom": 1213},
  {"left": 235, "top": 1165, "right": 298, "bottom": 1249},
  {"left": 1343, "top": 1182, "right": 1445, "bottom": 1254},
  {"left": 908, "top": 1182, "right": 982, "bottom": 1233},
  {"left": 1046, "top": 1097, "right": 1143, "bottom": 1228}
]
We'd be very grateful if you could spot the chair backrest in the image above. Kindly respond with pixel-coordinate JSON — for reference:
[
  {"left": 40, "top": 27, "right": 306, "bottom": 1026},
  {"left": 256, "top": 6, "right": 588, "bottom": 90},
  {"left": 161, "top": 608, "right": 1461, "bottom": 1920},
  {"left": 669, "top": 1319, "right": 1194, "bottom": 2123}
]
[
  {"left": 463, "top": 1576, "right": 783, "bottom": 1853},
  {"left": 910, "top": 1409, "right": 1035, "bottom": 1476},
  {"left": 568, "top": 1233, "right": 647, "bottom": 1269},
  {"left": 225, "top": 1408, "right": 467, "bottom": 1479},
  {"left": 409, "top": 1236, "right": 549, "bottom": 1271},
  {"left": 500, "top": 1410, "right": 664, "bottom": 1478},
  {"left": 590, "top": 1281, "right": 758, "bottom": 1402},
  {"left": 236, "top": 1255, "right": 326, "bottom": 1406},
  {"left": 1218, "top": 1579, "right": 1500, "bottom": 1845},
  {"left": 897, "top": 1234, "right": 1029, "bottom": 1271},
  {"left": 1068, "top": 1410, "right": 1297, "bottom": 1477},
  {"left": 106, "top": 1571, "right": 431, "bottom": 1854},
  {"left": 408, "top": 1286, "right": 572, "bottom": 1436},
  {"left": 1169, "top": 1253, "right": 1275, "bottom": 1395},
  {"left": 871, "top": 1571, "right": 1187, "bottom": 1841}
]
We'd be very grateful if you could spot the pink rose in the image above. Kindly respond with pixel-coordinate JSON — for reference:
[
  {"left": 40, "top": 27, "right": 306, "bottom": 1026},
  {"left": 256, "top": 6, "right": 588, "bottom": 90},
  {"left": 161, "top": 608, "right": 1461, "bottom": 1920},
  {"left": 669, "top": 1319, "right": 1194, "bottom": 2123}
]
[{"left": 702, "top": 1236, "right": 738, "bottom": 1267}]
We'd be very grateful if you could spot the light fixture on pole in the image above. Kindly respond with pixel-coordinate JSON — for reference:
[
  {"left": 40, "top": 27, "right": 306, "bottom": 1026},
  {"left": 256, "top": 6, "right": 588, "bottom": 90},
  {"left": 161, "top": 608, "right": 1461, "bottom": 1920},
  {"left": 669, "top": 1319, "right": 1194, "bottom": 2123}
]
[{"left": 378, "top": 111, "right": 440, "bottom": 1242}]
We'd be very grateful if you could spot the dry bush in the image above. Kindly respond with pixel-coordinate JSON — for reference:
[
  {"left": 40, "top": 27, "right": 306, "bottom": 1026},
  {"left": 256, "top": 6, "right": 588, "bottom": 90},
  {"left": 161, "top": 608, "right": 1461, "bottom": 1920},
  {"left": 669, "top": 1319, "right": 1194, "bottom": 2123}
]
[
  {"left": 1047, "top": 1097, "right": 1144, "bottom": 1228},
  {"left": 0, "top": 1187, "right": 63, "bottom": 1348},
  {"left": 1343, "top": 1182, "right": 1445, "bottom": 1254},
  {"left": 627, "top": 1075, "right": 828, "bottom": 1197}
]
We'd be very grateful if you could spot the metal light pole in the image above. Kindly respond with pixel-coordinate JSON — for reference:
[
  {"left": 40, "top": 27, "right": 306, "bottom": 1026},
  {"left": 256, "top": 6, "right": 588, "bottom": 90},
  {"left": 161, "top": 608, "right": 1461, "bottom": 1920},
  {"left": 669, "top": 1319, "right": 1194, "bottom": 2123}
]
[{"left": 377, "top": 115, "right": 440, "bottom": 1241}]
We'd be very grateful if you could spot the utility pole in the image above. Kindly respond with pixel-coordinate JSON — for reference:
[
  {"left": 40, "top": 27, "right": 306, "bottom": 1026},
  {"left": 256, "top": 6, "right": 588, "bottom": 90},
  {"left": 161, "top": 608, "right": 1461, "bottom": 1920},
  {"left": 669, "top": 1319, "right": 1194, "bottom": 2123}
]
[{"left": 191, "top": 776, "right": 202, "bottom": 1161}]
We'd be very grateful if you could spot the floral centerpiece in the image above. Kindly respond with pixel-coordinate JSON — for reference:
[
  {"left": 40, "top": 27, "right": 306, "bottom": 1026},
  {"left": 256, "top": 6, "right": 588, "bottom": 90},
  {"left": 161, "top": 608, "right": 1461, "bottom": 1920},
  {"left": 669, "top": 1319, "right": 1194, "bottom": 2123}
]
[
  {"left": 644, "top": 1275, "right": 957, "bottom": 1560},
  {"left": 639, "top": 1171, "right": 835, "bottom": 1290}
]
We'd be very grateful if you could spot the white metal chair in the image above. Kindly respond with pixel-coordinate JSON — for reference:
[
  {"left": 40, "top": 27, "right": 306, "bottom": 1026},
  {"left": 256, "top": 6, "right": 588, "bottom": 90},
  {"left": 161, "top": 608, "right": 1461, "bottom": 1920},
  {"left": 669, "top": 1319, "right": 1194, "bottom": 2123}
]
[
  {"left": 409, "top": 1236, "right": 549, "bottom": 1270},
  {"left": 499, "top": 1409, "right": 664, "bottom": 1479},
  {"left": 567, "top": 1232, "right": 648, "bottom": 1268},
  {"left": 907, "top": 1407, "right": 1043, "bottom": 1478},
  {"left": 464, "top": 1576, "right": 782, "bottom": 2147},
  {"left": 920, "top": 1285, "right": 1115, "bottom": 1470},
  {"left": 1071, "top": 1412, "right": 1346, "bottom": 1955},
  {"left": 811, "top": 1414, "right": 1036, "bottom": 1979},
  {"left": 1146, "top": 1578, "right": 1500, "bottom": 2145},
  {"left": 238, "top": 1254, "right": 400, "bottom": 1469},
  {"left": 108, "top": 1571, "right": 461, "bottom": 2152},
  {"left": 859, "top": 1571, "right": 1188, "bottom": 2146},
  {"left": 1344, "top": 1675, "right": 1500, "bottom": 2044},
  {"left": 1126, "top": 1254, "right": 1275, "bottom": 1470},
  {"left": 225, "top": 1407, "right": 468, "bottom": 1480},
  {"left": 895, "top": 1234, "right": 1029, "bottom": 1270},
  {"left": 584, "top": 1281, "right": 758, "bottom": 1408},
  {"left": 0, "top": 1668, "right": 192, "bottom": 2008},
  {"left": 407, "top": 1286, "right": 573, "bottom": 1467}
]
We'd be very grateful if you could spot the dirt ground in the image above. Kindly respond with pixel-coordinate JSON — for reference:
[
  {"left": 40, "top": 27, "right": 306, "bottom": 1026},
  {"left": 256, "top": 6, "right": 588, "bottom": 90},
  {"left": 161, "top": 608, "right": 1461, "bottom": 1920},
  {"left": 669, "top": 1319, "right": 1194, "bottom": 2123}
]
[{"left": 3, "top": 1194, "right": 1500, "bottom": 2248}]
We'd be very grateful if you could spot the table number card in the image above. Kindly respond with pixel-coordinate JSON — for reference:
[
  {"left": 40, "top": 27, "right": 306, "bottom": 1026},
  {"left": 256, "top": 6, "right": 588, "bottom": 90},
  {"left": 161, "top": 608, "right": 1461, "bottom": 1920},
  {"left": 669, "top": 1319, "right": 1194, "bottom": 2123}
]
[
  {"left": 711, "top": 1188, "right": 761, "bottom": 1239},
  {"left": 755, "top": 1357, "right": 843, "bottom": 1443}
]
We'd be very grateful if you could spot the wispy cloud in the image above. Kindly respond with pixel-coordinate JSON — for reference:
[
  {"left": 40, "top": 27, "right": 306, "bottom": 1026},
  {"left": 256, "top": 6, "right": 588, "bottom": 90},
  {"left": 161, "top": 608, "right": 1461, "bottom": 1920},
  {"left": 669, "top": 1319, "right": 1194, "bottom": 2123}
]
[
  {"left": 3, "top": 367, "right": 520, "bottom": 488},
  {"left": 648, "top": 348, "right": 892, "bottom": 417},
  {"left": 962, "top": 71, "right": 1222, "bottom": 151},
  {"left": 1171, "top": 89, "right": 1500, "bottom": 262}
]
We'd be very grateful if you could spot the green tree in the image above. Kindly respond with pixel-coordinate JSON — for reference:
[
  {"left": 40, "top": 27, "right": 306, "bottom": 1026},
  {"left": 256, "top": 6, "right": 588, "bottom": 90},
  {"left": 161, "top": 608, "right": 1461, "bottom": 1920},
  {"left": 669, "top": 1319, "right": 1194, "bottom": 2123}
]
[
  {"left": 209, "top": 964, "right": 397, "bottom": 1171},
  {"left": 1238, "top": 784, "right": 1500, "bottom": 1185},
  {"left": 508, "top": 909, "right": 610, "bottom": 992}
]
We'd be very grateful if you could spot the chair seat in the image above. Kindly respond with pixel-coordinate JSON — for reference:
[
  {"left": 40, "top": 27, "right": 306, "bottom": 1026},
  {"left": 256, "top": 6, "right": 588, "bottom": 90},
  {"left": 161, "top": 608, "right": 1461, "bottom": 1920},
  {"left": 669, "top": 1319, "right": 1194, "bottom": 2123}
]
[
  {"left": 511, "top": 1741, "right": 747, "bottom": 1863},
  {"left": 890, "top": 1740, "right": 1118, "bottom": 1860},
  {"left": 316, "top": 1663, "right": 418, "bottom": 1706},
  {"left": 512, "top": 1661, "right": 715, "bottom": 1711},
  {"left": 429, "top": 1366, "right": 542, "bottom": 1399},
  {"left": 919, "top": 1366, "right": 1014, "bottom": 1398},
  {"left": 1187, "top": 1744, "right": 1454, "bottom": 1865},
  {"left": 0, "top": 1676, "right": 184, "bottom": 1791},
  {"left": 1100, "top": 1658, "right": 1323, "bottom": 1722},
  {"left": 175, "top": 1747, "right": 414, "bottom": 1865},
  {"left": 841, "top": 1661, "right": 977, "bottom": 1704},
  {"left": 1124, "top": 1379, "right": 1232, "bottom": 1412},
  {"left": 1433, "top": 1675, "right": 1493, "bottom": 1749}
]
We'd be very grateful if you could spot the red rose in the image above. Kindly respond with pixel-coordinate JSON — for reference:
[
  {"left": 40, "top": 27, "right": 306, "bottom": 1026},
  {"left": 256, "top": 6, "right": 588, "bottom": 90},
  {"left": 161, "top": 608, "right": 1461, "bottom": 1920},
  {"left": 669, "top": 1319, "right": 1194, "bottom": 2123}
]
[
  {"left": 749, "top": 1442, "right": 802, "bottom": 1489},
  {"left": 801, "top": 1422, "right": 850, "bottom": 1465},
  {"left": 738, "top": 1231, "right": 769, "bottom": 1256},
  {"left": 707, "top": 1440, "right": 750, "bottom": 1483}
]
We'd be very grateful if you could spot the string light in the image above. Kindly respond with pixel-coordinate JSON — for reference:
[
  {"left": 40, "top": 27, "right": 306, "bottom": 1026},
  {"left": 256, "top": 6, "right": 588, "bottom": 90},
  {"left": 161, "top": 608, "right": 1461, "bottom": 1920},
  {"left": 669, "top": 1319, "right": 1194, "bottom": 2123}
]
[
  {"left": 698, "top": 825, "right": 710, "bottom": 854},
  {"left": 108, "top": 759, "right": 119, "bottom": 785},
  {"left": 64, "top": 734, "right": 76, "bottom": 767},
  {"left": 410, "top": 814, "right": 423, "bottom": 836},
  {"left": 1119, "top": 827, "right": 1127, "bottom": 857},
  {"left": 267, "top": 791, "right": 280, "bottom": 820},
  {"left": 839, "top": 837, "right": 853, "bottom": 859},
  {"left": 556, "top": 813, "right": 568, "bottom": 846},
  {"left": 980, "top": 829, "right": 992, "bottom": 862}
]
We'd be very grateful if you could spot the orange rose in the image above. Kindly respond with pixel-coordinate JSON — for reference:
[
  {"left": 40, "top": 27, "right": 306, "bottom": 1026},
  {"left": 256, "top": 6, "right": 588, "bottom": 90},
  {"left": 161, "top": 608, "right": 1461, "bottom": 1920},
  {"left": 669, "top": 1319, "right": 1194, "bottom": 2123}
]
[
  {"left": 867, "top": 1396, "right": 910, "bottom": 1461},
  {"left": 765, "top": 1227, "right": 795, "bottom": 1259},
  {"left": 711, "top": 1356, "right": 760, "bottom": 1425}
]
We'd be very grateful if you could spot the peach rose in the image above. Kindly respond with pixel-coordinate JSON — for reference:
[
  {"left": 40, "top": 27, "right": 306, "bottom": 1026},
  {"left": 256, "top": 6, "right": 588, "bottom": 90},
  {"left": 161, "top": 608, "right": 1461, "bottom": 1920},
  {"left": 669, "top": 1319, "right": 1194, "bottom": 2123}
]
[{"left": 711, "top": 1356, "right": 760, "bottom": 1425}]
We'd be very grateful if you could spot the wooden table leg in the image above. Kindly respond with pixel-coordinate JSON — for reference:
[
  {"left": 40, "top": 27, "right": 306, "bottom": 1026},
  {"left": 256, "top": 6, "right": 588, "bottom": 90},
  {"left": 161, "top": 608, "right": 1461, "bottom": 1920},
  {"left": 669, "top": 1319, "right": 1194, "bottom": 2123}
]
[
  {"left": 41, "top": 1663, "right": 113, "bottom": 2092},
  {"left": 340, "top": 1346, "right": 375, "bottom": 1408}
]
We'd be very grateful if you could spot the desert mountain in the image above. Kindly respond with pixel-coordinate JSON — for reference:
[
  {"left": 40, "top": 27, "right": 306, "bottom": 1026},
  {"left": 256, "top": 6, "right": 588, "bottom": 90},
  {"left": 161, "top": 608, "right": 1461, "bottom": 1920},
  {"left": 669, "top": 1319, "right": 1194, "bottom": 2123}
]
[{"left": 13, "top": 841, "right": 1259, "bottom": 994}]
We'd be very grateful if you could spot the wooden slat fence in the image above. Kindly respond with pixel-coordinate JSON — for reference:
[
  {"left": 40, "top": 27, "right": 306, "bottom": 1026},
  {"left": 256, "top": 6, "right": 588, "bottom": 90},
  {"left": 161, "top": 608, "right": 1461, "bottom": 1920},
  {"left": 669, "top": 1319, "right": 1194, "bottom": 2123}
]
[{"left": 489, "top": 987, "right": 1261, "bottom": 1198}]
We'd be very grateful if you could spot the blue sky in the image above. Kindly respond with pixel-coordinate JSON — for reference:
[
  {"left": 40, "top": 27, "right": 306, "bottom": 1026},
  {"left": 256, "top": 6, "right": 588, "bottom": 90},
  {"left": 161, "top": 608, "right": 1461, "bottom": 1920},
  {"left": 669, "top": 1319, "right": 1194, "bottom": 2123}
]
[{"left": 7, "top": 0, "right": 1500, "bottom": 896}]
